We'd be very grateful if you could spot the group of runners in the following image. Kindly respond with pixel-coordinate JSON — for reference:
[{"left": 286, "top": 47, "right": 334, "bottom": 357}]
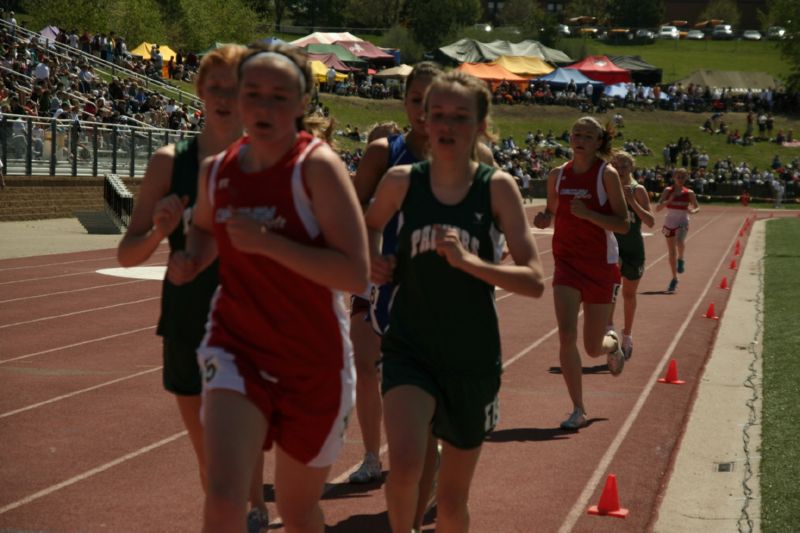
[{"left": 117, "top": 43, "right": 700, "bottom": 533}]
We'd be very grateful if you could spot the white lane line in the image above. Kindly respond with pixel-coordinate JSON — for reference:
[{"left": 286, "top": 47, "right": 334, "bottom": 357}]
[
  {"left": 0, "top": 430, "right": 187, "bottom": 515},
  {"left": 0, "top": 326, "right": 156, "bottom": 365},
  {"left": 558, "top": 215, "right": 735, "bottom": 532},
  {"left": 0, "top": 249, "right": 169, "bottom": 272},
  {"left": 0, "top": 297, "right": 159, "bottom": 329},
  {"left": 0, "top": 367, "right": 162, "bottom": 419},
  {"left": 0, "top": 262, "right": 165, "bottom": 285},
  {"left": 0, "top": 296, "right": 161, "bottom": 329},
  {"left": 0, "top": 280, "right": 152, "bottom": 305}
]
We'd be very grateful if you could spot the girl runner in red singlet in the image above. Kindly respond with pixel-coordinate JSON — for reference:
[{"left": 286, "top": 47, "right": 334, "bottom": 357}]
[
  {"left": 656, "top": 168, "right": 699, "bottom": 293},
  {"left": 367, "top": 71, "right": 544, "bottom": 532},
  {"left": 169, "top": 44, "right": 368, "bottom": 533},
  {"left": 533, "top": 117, "right": 630, "bottom": 430},
  {"left": 117, "top": 45, "right": 270, "bottom": 531}
]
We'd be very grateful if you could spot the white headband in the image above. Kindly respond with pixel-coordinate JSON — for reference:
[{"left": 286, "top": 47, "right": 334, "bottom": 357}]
[{"left": 241, "top": 51, "right": 307, "bottom": 93}]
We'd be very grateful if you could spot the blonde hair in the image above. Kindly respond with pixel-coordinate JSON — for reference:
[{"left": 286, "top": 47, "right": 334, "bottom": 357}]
[
  {"left": 612, "top": 149, "right": 636, "bottom": 184},
  {"left": 572, "top": 116, "right": 615, "bottom": 159},
  {"left": 196, "top": 44, "right": 246, "bottom": 92},
  {"left": 367, "top": 120, "right": 401, "bottom": 143}
]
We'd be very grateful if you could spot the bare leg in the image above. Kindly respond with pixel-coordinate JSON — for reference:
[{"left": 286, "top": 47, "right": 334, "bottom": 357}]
[
  {"left": 412, "top": 434, "right": 438, "bottom": 530},
  {"left": 383, "top": 385, "right": 436, "bottom": 533},
  {"left": 175, "top": 394, "right": 206, "bottom": 491},
  {"left": 583, "top": 302, "right": 617, "bottom": 357},
  {"left": 622, "top": 277, "right": 641, "bottom": 336},
  {"left": 250, "top": 452, "right": 267, "bottom": 513},
  {"left": 666, "top": 236, "right": 677, "bottom": 279},
  {"left": 202, "top": 390, "right": 267, "bottom": 533},
  {"left": 350, "top": 313, "right": 382, "bottom": 457},
  {"left": 435, "top": 442, "right": 483, "bottom": 533},
  {"left": 274, "top": 446, "right": 331, "bottom": 533},
  {"left": 554, "top": 285, "right": 584, "bottom": 411}
]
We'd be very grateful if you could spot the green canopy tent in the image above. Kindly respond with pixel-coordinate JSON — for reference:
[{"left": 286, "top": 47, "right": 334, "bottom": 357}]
[{"left": 305, "top": 43, "right": 367, "bottom": 69}]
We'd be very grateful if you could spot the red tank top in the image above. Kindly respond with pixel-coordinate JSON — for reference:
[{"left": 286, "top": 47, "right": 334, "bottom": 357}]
[
  {"left": 665, "top": 186, "right": 691, "bottom": 210},
  {"left": 553, "top": 159, "right": 619, "bottom": 264},
  {"left": 203, "top": 132, "right": 351, "bottom": 372}
]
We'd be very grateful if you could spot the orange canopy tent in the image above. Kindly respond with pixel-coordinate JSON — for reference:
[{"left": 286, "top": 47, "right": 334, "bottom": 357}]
[{"left": 456, "top": 62, "right": 530, "bottom": 91}]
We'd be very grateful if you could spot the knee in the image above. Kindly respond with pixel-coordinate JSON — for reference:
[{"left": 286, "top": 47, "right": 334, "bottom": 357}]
[
  {"left": 279, "top": 502, "right": 321, "bottom": 531},
  {"left": 436, "top": 494, "right": 469, "bottom": 525},
  {"left": 387, "top": 448, "right": 425, "bottom": 487},
  {"left": 558, "top": 327, "right": 578, "bottom": 348}
]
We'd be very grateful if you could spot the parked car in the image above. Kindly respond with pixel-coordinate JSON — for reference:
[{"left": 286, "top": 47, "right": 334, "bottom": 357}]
[
  {"left": 635, "top": 28, "right": 655, "bottom": 43},
  {"left": 686, "top": 29, "right": 705, "bottom": 40},
  {"left": 742, "top": 30, "right": 762, "bottom": 41},
  {"left": 658, "top": 25, "right": 680, "bottom": 39},
  {"left": 557, "top": 24, "right": 571, "bottom": 37},
  {"left": 767, "top": 26, "right": 786, "bottom": 40},
  {"left": 712, "top": 24, "right": 734, "bottom": 40}
]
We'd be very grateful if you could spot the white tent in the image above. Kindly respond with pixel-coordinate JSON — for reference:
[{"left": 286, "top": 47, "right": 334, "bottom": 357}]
[
  {"left": 290, "top": 32, "right": 363, "bottom": 47},
  {"left": 374, "top": 64, "right": 413, "bottom": 79}
]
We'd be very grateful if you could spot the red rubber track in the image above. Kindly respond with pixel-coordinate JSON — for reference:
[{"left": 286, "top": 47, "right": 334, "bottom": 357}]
[{"left": 0, "top": 207, "right": 783, "bottom": 532}]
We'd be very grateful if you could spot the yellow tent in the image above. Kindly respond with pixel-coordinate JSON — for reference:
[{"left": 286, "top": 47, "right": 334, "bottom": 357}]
[
  {"left": 310, "top": 60, "right": 347, "bottom": 84},
  {"left": 130, "top": 41, "right": 178, "bottom": 62},
  {"left": 491, "top": 56, "right": 554, "bottom": 78}
]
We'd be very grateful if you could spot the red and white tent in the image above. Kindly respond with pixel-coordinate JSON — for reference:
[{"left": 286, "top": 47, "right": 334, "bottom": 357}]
[
  {"left": 290, "top": 32, "right": 362, "bottom": 47},
  {"left": 566, "top": 55, "right": 631, "bottom": 85},
  {"left": 334, "top": 40, "right": 394, "bottom": 62}
]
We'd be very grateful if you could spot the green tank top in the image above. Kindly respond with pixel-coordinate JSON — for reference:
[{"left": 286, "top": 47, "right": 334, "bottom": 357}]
[
  {"left": 381, "top": 161, "right": 505, "bottom": 377},
  {"left": 156, "top": 136, "right": 220, "bottom": 346},
  {"left": 614, "top": 183, "right": 644, "bottom": 252}
]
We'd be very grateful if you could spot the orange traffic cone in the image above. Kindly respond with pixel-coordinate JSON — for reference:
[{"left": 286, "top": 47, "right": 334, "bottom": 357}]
[
  {"left": 658, "top": 359, "right": 686, "bottom": 384},
  {"left": 719, "top": 277, "right": 729, "bottom": 290},
  {"left": 734, "top": 241, "right": 741, "bottom": 256},
  {"left": 588, "top": 474, "right": 629, "bottom": 518},
  {"left": 739, "top": 227, "right": 745, "bottom": 237},
  {"left": 729, "top": 259, "right": 737, "bottom": 270},
  {"left": 703, "top": 302, "right": 719, "bottom": 320}
]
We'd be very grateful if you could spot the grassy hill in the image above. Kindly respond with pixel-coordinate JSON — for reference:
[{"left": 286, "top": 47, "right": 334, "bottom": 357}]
[{"left": 323, "top": 95, "right": 800, "bottom": 171}]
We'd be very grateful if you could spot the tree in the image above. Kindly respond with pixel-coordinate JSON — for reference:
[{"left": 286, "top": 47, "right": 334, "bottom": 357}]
[
  {"left": 289, "top": 0, "right": 347, "bottom": 28},
  {"left": 106, "top": 0, "right": 168, "bottom": 47},
  {"left": 405, "top": 0, "right": 482, "bottom": 50},
  {"left": 608, "top": 0, "right": 663, "bottom": 28},
  {"left": 698, "top": 0, "right": 741, "bottom": 28},
  {"left": 762, "top": 0, "right": 800, "bottom": 91},
  {"left": 563, "top": 0, "right": 609, "bottom": 26},
  {"left": 343, "top": 0, "right": 399, "bottom": 29},
  {"left": 178, "top": 0, "right": 261, "bottom": 50},
  {"left": 22, "top": 0, "right": 107, "bottom": 32},
  {"left": 498, "top": 0, "right": 559, "bottom": 46}
]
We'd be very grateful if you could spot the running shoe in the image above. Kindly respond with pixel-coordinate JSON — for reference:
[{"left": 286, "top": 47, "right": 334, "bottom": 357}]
[
  {"left": 560, "top": 408, "right": 587, "bottom": 430},
  {"left": 622, "top": 335, "right": 633, "bottom": 361},
  {"left": 348, "top": 452, "right": 382, "bottom": 484},
  {"left": 677, "top": 258, "right": 685, "bottom": 273},
  {"left": 605, "top": 330, "right": 625, "bottom": 376},
  {"left": 667, "top": 278, "right": 678, "bottom": 293},
  {"left": 246, "top": 507, "right": 269, "bottom": 533}
]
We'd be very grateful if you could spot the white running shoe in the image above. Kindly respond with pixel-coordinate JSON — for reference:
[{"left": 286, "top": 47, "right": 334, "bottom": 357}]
[
  {"left": 622, "top": 335, "right": 633, "bottom": 361},
  {"left": 605, "top": 330, "right": 625, "bottom": 376},
  {"left": 348, "top": 453, "right": 382, "bottom": 484},
  {"left": 560, "top": 408, "right": 587, "bottom": 430}
]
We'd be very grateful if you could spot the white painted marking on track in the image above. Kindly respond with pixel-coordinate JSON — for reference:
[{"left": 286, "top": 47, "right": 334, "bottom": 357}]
[
  {"left": 0, "top": 280, "right": 150, "bottom": 304},
  {"left": 0, "top": 249, "right": 169, "bottom": 272},
  {"left": 96, "top": 266, "right": 166, "bottom": 280},
  {"left": 0, "top": 326, "right": 156, "bottom": 364},
  {"left": 558, "top": 213, "right": 730, "bottom": 533},
  {"left": 531, "top": 228, "right": 653, "bottom": 237},
  {"left": 0, "top": 367, "right": 162, "bottom": 419},
  {"left": 0, "top": 262, "right": 165, "bottom": 285},
  {"left": 0, "top": 297, "right": 159, "bottom": 329},
  {"left": 0, "top": 430, "right": 187, "bottom": 515}
]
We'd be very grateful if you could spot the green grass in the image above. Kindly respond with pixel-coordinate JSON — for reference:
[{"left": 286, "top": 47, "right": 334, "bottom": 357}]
[
  {"left": 322, "top": 94, "right": 800, "bottom": 171},
  {"left": 761, "top": 218, "right": 800, "bottom": 531},
  {"left": 568, "top": 38, "right": 792, "bottom": 84}
]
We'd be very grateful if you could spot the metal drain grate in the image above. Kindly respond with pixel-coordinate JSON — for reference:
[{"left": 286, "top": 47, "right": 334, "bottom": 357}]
[{"left": 715, "top": 462, "right": 735, "bottom": 472}]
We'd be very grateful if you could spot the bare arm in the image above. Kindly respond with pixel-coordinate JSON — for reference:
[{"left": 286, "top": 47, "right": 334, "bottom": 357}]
[
  {"left": 477, "top": 142, "right": 498, "bottom": 167},
  {"left": 655, "top": 186, "right": 671, "bottom": 212},
  {"left": 532, "top": 166, "right": 561, "bottom": 229},
  {"left": 364, "top": 166, "right": 411, "bottom": 284},
  {"left": 569, "top": 165, "right": 630, "bottom": 234},
  {"left": 352, "top": 137, "right": 390, "bottom": 208},
  {"left": 117, "top": 146, "right": 182, "bottom": 267},
  {"left": 436, "top": 171, "right": 544, "bottom": 298},
  {"left": 687, "top": 190, "right": 700, "bottom": 214},
  {"left": 630, "top": 185, "right": 655, "bottom": 228},
  {"left": 167, "top": 157, "right": 218, "bottom": 284},
  {"left": 224, "top": 145, "right": 369, "bottom": 294}
]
